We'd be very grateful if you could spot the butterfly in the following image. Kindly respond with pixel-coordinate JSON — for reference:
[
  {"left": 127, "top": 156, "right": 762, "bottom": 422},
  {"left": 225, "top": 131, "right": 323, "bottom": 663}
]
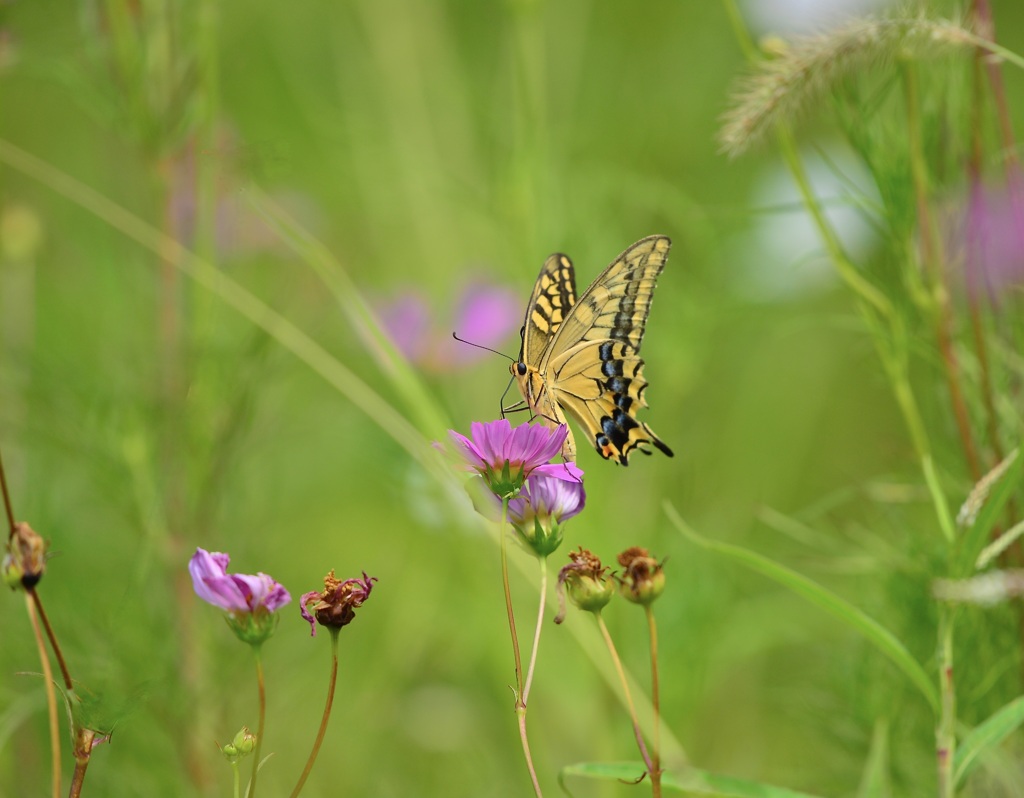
[{"left": 506, "top": 235, "right": 673, "bottom": 465}]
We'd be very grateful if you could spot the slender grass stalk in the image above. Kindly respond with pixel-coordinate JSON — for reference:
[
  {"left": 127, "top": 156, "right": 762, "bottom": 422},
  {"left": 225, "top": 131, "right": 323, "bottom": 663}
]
[
  {"left": 593, "top": 612, "right": 654, "bottom": 775},
  {"left": 522, "top": 556, "right": 548, "bottom": 705},
  {"left": 645, "top": 605, "right": 662, "bottom": 798},
  {"left": 971, "top": 0, "right": 1021, "bottom": 174},
  {"left": 288, "top": 629, "right": 340, "bottom": 798},
  {"left": 246, "top": 647, "right": 266, "bottom": 798},
  {"left": 500, "top": 497, "right": 543, "bottom": 797},
  {"left": 902, "top": 61, "right": 981, "bottom": 481},
  {"left": 232, "top": 761, "right": 241, "bottom": 798},
  {"left": 25, "top": 591, "right": 60, "bottom": 798}
]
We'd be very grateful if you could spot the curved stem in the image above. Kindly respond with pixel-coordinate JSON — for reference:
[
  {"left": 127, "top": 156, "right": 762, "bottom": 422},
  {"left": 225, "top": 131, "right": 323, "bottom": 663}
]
[
  {"left": 522, "top": 556, "right": 548, "bottom": 705},
  {"left": 289, "top": 630, "right": 340, "bottom": 798},
  {"left": 645, "top": 605, "right": 662, "bottom": 797},
  {"left": 26, "top": 591, "right": 61, "bottom": 798},
  {"left": 595, "top": 613, "right": 654, "bottom": 773},
  {"left": 246, "top": 647, "right": 266, "bottom": 798}
]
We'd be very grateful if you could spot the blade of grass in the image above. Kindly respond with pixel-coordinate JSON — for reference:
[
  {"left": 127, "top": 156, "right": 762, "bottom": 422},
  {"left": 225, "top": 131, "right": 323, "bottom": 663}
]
[
  {"left": 953, "top": 696, "right": 1024, "bottom": 787},
  {"left": 664, "top": 502, "right": 939, "bottom": 714},
  {"left": 560, "top": 761, "right": 827, "bottom": 797}
]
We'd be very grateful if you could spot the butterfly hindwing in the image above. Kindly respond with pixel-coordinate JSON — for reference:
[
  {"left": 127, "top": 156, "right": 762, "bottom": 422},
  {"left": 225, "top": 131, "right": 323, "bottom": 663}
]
[{"left": 509, "top": 235, "right": 672, "bottom": 465}]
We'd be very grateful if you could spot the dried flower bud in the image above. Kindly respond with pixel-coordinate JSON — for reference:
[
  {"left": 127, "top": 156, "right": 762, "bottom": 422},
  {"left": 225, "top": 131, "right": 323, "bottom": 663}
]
[
  {"left": 3, "top": 522, "right": 47, "bottom": 590},
  {"left": 615, "top": 547, "right": 666, "bottom": 606},
  {"left": 301, "top": 570, "right": 377, "bottom": 636},
  {"left": 554, "top": 548, "right": 614, "bottom": 624}
]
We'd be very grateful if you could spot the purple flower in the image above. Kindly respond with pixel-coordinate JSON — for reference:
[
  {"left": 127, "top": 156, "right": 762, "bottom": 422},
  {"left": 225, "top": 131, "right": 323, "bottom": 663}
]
[
  {"left": 508, "top": 473, "right": 586, "bottom": 526},
  {"left": 448, "top": 420, "right": 584, "bottom": 497},
  {"left": 377, "top": 281, "right": 520, "bottom": 372},
  {"left": 189, "top": 548, "right": 291, "bottom": 614},
  {"left": 507, "top": 473, "right": 586, "bottom": 556}
]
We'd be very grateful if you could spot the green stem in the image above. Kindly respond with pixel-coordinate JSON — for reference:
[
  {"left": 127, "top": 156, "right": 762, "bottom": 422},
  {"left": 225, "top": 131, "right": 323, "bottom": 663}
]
[
  {"left": 522, "top": 556, "right": 548, "bottom": 705},
  {"left": 246, "top": 647, "right": 266, "bottom": 798},
  {"left": 645, "top": 605, "right": 662, "bottom": 798},
  {"left": 289, "top": 629, "right": 340, "bottom": 798},
  {"left": 232, "top": 761, "right": 241, "bottom": 798},
  {"left": 594, "top": 613, "right": 655, "bottom": 775},
  {"left": 936, "top": 607, "right": 956, "bottom": 798}
]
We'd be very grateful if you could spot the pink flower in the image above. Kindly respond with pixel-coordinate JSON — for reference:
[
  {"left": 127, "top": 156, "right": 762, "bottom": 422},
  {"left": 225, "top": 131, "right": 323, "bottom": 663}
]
[
  {"left": 377, "top": 281, "right": 521, "bottom": 372},
  {"left": 448, "top": 420, "right": 584, "bottom": 497},
  {"left": 189, "top": 548, "right": 291, "bottom": 614}
]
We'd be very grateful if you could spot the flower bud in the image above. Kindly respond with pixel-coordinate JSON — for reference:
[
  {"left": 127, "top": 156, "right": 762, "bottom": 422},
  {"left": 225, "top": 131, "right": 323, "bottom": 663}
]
[
  {"left": 554, "top": 548, "right": 614, "bottom": 623},
  {"left": 221, "top": 727, "right": 257, "bottom": 762},
  {"left": 615, "top": 547, "right": 666, "bottom": 606},
  {"left": 3, "top": 522, "right": 46, "bottom": 590}
]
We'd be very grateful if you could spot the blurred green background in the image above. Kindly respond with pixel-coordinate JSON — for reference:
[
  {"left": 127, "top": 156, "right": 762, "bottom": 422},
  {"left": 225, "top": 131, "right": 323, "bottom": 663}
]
[{"left": 3, "top": 1, "right": 1024, "bottom": 796}]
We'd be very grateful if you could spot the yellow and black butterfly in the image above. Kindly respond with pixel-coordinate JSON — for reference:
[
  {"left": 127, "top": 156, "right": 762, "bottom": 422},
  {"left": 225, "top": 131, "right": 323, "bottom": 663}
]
[{"left": 506, "top": 235, "right": 673, "bottom": 465}]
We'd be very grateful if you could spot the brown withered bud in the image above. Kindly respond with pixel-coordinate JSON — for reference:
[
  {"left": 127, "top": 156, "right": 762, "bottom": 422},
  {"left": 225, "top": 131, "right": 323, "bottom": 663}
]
[
  {"left": 300, "top": 570, "right": 377, "bottom": 636},
  {"left": 554, "top": 547, "right": 614, "bottom": 624},
  {"left": 3, "top": 522, "right": 47, "bottom": 590},
  {"left": 615, "top": 546, "right": 666, "bottom": 606}
]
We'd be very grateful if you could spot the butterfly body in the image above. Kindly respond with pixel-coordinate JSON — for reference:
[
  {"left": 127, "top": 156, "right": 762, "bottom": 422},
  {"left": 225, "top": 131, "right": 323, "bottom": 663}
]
[{"left": 508, "top": 235, "right": 673, "bottom": 465}]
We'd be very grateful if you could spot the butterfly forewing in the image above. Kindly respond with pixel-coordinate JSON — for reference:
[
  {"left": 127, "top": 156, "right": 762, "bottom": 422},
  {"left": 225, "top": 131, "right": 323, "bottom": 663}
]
[
  {"left": 520, "top": 253, "right": 578, "bottom": 366},
  {"left": 511, "top": 235, "right": 673, "bottom": 466}
]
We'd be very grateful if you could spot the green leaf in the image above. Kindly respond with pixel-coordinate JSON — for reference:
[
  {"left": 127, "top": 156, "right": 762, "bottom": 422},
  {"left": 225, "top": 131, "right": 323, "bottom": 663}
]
[
  {"left": 664, "top": 502, "right": 939, "bottom": 714},
  {"left": 953, "top": 696, "right": 1024, "bottom": 787},
  {"left": 559, "top": 761, "right": 827, "bottom": 797}
]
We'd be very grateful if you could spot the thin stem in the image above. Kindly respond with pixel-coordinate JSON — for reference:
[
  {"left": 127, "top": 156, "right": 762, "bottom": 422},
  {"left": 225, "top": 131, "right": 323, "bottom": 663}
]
[
  {"left": 645, "top": 605, "right": 662, "bottom": 798},
  {"left": 246, "top": 647, "right": 266, "bottom": 798},
  {"left": 971, "top": 0, "right": 1021, "bottom": 174},
  {"left": 500, "top": 497, "right": 542, "bottom": 797},
  {"left": 0, "top": 445, "right": 15, "bottom": 536},
  {"left": 232, "top": 761, "right": 241, "bottom": 798},
  {"left": 936, "top": 607, "right": 956, "bottom": 798},
  {"left": 30, "top": 590, "right": 73, "bottom": 690},
  {"left": 594, "top": 613, "right": 655, "bottom": 774},
  {"left": 522, "top": 556, "right": 548, "bottom": 705},
  {"left": 903, "top": 61, "right": 981, "bottom": 481},
  {"left": 288, "top": 629, "right": 340, "bottom": 798},
  {"left": 68, "top": 727, "right": 96, "bottom": 798},
  {"left": 500, "top": 497, "right": 525, "bottom": 698},
  {"left": 26, "top": 591, "right": 61, "bottom": 798}
]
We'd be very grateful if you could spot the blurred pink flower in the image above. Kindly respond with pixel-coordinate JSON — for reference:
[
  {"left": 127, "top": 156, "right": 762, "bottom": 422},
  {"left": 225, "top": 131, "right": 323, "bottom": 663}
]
[
  {"left": 959, "top": 183, "right": 1024, "bottom": 304},
  {"left": 377, "top": 280, "right": 520, "bottom": 372}
]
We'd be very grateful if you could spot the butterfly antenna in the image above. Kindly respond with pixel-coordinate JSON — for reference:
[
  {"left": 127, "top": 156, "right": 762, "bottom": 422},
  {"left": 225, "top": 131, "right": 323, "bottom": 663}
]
[{"left": 450, "top": 331, "right": 516, "bottom": 363}]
